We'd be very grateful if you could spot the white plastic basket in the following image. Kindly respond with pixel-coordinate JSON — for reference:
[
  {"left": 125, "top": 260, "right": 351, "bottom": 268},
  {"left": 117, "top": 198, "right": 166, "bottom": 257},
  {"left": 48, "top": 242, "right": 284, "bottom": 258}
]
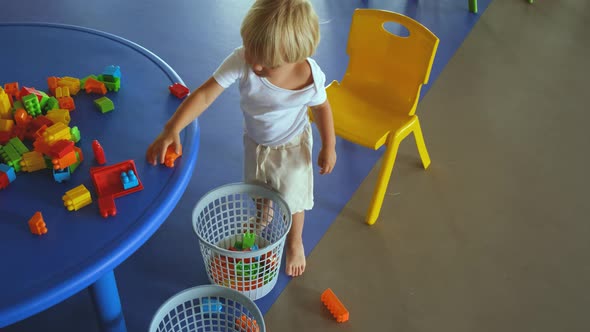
[
  {"left": 193, "top": 183, "right": 292, "bottom": 300},
  {"left": 149, "top": 285, "right": 265, "bottom": 332}
]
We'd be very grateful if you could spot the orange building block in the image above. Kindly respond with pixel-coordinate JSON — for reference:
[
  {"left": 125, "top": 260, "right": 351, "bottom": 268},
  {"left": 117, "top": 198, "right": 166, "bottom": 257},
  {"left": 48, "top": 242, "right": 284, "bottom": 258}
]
[
  {"left": 164, "top": 144, "right": 182, "bottom": 168},
  {"left": 29, "top": 212, "right": 48, "bottom": 235},
  {"left": 321, "top": 288, "right": 349, "bottom": 323},
  {"left": 84, "top": 78, "right": 107, "bottom": 95},
  {"left": 235, "top": 315, "right": 260, "bottom": 332},
  {"left": 58, "top": 96, "right": 75, "bottom": 111},
  {"left": 14, "top": 108, "right": 32, "bottom": 127},
  {"left": 52, "top": 149, "right": 78, "bottom": 169},
  {"left": 47, "top": 76, "right": 60, "bottom": 95},
  {"left": 4, "top": 82, "right": 20, "bottom": 99}
]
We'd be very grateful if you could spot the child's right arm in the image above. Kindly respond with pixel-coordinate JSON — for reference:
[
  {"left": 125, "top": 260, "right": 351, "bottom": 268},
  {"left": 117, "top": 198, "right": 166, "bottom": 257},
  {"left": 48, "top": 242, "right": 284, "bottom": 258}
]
[{"left": 146, "top": 77, "right": 225, "bottom": 165}]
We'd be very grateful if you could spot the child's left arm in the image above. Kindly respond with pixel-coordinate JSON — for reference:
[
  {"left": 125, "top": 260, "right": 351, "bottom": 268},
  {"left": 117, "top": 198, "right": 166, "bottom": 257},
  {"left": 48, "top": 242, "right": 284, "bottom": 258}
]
[{"left": 311, "top": 100, "right": 337, "bottom": 175}]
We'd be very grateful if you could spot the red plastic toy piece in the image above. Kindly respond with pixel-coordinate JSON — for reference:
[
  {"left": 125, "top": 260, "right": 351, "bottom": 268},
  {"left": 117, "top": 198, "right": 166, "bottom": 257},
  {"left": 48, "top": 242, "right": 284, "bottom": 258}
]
[
  {"left": 4, "top": 82, "right": 20, "bottom": 99},
  {"left": 28, "top": 212, "right": 48, "bottom": 235},
  {"left": 49, "top": 139, "right": 75, "bottom": 159},
  {"left": 235, "top": 315, "right": 260, "bottom": 332},
  {"left": 58, "top": 96, "right": 75, "bottom": 111},
  {"left": 90, "top": 160, "right": 144, "bottom": 218},
  {"left": 19, "top": 86, "right": 37, "bottom": 100},
  {"left": 85, "top": 78, "right": 107, "bottom": 95},
  {"left": 321, "top": 288, "right": 349, "bottom": 323},
  {"left": 164, "top": 144, "right": 182, "bottom": 168},
  {"left": 92, "top": 140, "right": 106, "bottom": 165},
  {"left": 0, "top": 172, "right": 9, "bottom": 190},
  {"left": 169, "top": 82, "right": 190, "bottom": 99}
]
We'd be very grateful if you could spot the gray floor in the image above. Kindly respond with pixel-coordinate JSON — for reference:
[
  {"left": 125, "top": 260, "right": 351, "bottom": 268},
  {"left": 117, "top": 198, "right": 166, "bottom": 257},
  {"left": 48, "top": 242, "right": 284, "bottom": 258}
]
[{"left": 265, "top": 0, "right": 590, "bottom": 331}]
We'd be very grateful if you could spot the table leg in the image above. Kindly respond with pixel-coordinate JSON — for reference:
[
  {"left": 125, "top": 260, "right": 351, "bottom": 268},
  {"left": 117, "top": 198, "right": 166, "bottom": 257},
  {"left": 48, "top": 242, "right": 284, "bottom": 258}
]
[{"left": 89, "top": 270, "right": 127, "bottom": 332}]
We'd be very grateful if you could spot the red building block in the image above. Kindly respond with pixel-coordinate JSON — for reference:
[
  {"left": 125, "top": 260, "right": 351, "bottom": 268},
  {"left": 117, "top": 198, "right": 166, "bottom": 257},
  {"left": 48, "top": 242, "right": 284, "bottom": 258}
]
[
  {"left": 169, "top": 83, "right": 190, "bottom": 99},
  {"left": 0, "top": 172, "right": 10, "bottom": 190},
  {"left": 4, "top": 82, "right": 20, "bottom": 99},
  {"left": 92, "top": 140, "right": 106, "bottom": 165},
  {"left": 85, "top": 78, "right": 107, "bottom": 95},
  {"left": 49, "top": 139, "right": 75, "bottom": 159},
  {"left": 58, "top": 96, "right": 75, "bottom": 111}
]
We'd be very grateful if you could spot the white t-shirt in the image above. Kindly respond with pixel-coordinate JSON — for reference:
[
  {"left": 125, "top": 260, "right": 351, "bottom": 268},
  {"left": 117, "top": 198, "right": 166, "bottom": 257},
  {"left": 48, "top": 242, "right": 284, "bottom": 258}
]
[{"left": 213, "top": 47, "right": 327, "bottom": 146}]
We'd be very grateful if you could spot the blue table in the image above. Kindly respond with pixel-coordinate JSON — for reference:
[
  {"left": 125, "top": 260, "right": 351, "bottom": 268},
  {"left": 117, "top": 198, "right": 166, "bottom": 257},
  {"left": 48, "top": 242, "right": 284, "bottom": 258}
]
[{"left": 0, "top": 23, "right": 199, "bottom": 332}]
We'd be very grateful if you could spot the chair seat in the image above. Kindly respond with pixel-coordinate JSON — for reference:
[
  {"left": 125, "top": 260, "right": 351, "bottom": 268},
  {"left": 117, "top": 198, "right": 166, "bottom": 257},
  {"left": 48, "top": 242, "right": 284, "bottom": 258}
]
[{"left": 327, "top": 82, "right": 413, "bottom": 150}]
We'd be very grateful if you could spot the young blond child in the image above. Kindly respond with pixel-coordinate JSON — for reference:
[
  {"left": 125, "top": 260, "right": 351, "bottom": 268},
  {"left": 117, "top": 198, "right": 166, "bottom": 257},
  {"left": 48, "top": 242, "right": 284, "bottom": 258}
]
[{"left": 146, "top": 0, "right": 336, "bottom": 277}]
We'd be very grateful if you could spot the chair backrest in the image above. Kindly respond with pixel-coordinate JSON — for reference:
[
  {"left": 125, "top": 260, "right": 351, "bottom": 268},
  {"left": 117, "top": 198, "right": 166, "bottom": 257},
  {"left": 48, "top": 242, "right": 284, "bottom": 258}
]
[{"left": 341, "top": 9, "right": 439, "bottom": 115}]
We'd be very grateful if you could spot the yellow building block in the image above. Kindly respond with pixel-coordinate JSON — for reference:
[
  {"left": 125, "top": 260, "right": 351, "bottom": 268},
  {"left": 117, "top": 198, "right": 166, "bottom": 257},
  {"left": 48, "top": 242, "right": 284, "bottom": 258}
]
[
  {"left": 20, "top": 151, "right": 47, "bottom": 172},
  {"left": 0, "top": 119, "right": 14, "bottom": 132},
  {"left": 58, "top": 77, "right": 81, "bottom": 95},
  {"left": 55, "top": 86, "right": 71, "bottom": 98},
  {"left": 43, "top": 122, "right": 72, "bottom": 145},
  {"left": 0, "top": 87, "right": 11, "bottom": 119},
  {"left": 63, "top": 184, "right": 92, "bottom": 211},
  {"left": 46, "top": 109, "right": 71, "bottom": 125}
]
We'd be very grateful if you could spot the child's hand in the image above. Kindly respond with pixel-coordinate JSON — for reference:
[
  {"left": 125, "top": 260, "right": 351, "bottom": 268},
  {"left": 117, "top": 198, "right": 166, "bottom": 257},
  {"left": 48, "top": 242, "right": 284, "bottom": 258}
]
[
  {"left": 146, "top": 128, "right": 182, "bottom": 166},
  {"left": 318, "top": 146, "right": 336, "bottom": 175}
]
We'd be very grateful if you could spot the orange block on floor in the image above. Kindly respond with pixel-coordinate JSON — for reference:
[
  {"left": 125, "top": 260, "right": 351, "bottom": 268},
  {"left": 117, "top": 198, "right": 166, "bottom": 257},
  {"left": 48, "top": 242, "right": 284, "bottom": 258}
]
[
  {"left": 29, "top": 212, "right": 48, "bottom": 235},
  {"left": 321, "top": 288, "right": 349, "bottom": 323}
]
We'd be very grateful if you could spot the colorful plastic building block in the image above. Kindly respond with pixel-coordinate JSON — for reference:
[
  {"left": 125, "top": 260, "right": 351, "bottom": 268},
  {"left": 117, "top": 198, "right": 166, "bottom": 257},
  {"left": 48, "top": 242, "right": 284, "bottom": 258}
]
[
  {"left": 9, "top": 137, "right": 29, "bottom": 155},
  {"left": 48, "top": 139, "right": 75, "bottom": 159},
  {"left": 80, "top": 75, "right": 97, "bottom": 89},
  {"left": 44, "top": 96, "right": 60, "bottom": 111},
  {"left": 58, "top": 77, "right": 81, "bottom": 95},
  {"left": 0, "top": 144, "right": 22, "bottom": 172},
  {"left": 54, "top": 86, "right": 70, "bottom": 98},
  {"left": 63, "top": 184, "right": 92, "bottom": 211},
  {"left": 103, "top": 65, "right": 122, "bottom": 78},
  {"left": 90, "top": 160, "right": 144, "bottom": 218},
  {"left": 201, "top": 298, "right": 223, "bottom": 313},
  {"left": 47, "top": 77, "right": 60, "bottom": 95},
  {"left": 0, "top": 119, "right": 14, "bottom": 132},
  {"left": 52, "top": 149, "right": 78, "bottom": 169},
  {"left": 98, "top": 76, "right": 121, "bottom": 92},
  {"left": 242, "top": 232, "right": 256, "bottom": 250},
  {"left": 58, "top": 96, "right": 75, "bottom": 111},
  {"left": 0, "top": 87, "right": 11, "bottom": 118},
  {"left": 22, "top": 94, "right": 42, "bottom": 117},
  {"left": 28, "top": 212, "right": 47, "bottom": 235},
  {"left": 92, "top": 140, "right": 106, "bottom": 164},
  {"left": 70, "top": 126, "right": 81, "bottom": 143},
  {"left": 0, "top": 163, "right": 16, "bottom": 182},
  {"left": 84, "top": 78, "right": 107, "bottom": 95},
  {"left": 45, "top": 109, "right": 71, "bottom": 125},
  {"left": 53, "top": 167, "right": 71, "bottom": 183},
  {"left": 164, "top": 144, "right": 182, "bottom": 167},
  {"left": 169, "top": 82, "right": 190, "bottom": 99},
  {"left": 120, "top": 170, "right": 138, "bottom": 190},
  {"left": 235, "top": 315, "right": 260, "bottom": 332},
  {"left": 0, "top": 172, "right": 9, "bottom": 190},
  {"left": 321, "top": 289, "right": 349, "bottom": 323},
  {"left": 43, "top": 122, "right": 72, "bottom": 145},
  {"left": 4, "top": 82, "right": 20, "bottom": 100},
  {"left": 94, "top": 97, "right": 114, "bottom": 113},
  {"left": 20, "top": 151, "right": 47, "bottom": 172},
  {"left": 14, "top": 108, "right": 32, "bottom": 127}
]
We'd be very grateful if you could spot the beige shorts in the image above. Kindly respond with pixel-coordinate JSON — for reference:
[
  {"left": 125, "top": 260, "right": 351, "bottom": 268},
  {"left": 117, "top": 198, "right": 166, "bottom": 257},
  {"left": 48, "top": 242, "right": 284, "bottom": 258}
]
[{"left": 244, "top": 124, "right": 314, "bottom": 214}]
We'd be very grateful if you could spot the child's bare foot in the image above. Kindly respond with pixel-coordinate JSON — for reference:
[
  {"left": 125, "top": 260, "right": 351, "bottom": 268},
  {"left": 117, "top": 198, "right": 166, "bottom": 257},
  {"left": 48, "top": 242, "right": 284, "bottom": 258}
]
[{"left": 286, "top": 239, "right": 306, "bottom": 277}]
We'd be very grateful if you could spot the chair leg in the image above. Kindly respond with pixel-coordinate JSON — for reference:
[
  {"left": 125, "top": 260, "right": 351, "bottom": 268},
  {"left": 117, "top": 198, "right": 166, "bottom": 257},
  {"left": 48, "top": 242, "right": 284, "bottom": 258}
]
[
  {"left": 366, "top": 135, "right": 400, "bottom": 225},
  {"left": 413, "top": 117, "right": 431, "bottom": 169},
  {"left": 469, "top": 0, "right": 478, "bottom": 13}
]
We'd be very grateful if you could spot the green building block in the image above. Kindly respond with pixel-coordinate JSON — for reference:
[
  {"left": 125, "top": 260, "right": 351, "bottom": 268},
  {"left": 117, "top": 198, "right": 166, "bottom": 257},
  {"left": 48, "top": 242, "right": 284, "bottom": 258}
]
[
  {"left": 13, "top": 100, "right": 24, "bottom": 111},
  {"left": 97, "top": 75, "right": 120, "bottom": 92},
  {"left": 242, "top": 232, "right": 256, "bottom": 250},
  {"left": 39, "top": 91, "right": 50, "bottom": 109},
  {"left": 8, "top": 137, "right": 29, "bottom": 155},
  {"left": 22, "top": 94, "right": 42, "bottom": 117},
  {"left": 80, "top": 75, "right": 97, "bottom": 89},
  {"left": 44, "top": 97, "right": 59, "bottom": 112},
  {"left": 94, "top": 97, "right": 114, "bottom": 114},
  {"left": 236, "top": 261, "right": 259, "bottom": 278},
  {"left": 0, "top": 144, "right": 22, "bottom": 172},
  {"left": 70, "top": 126, "right": 81, "bottom": 143}
]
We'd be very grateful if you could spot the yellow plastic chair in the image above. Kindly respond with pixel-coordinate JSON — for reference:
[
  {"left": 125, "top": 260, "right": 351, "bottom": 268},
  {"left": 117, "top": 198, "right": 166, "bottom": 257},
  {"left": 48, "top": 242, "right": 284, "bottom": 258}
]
[{"left": 322, "top": 9, "right": 439, "bottom": 225}]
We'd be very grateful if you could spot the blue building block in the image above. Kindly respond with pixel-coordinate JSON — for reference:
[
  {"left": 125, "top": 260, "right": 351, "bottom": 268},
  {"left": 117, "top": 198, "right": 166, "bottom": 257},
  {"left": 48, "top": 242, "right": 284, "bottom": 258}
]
[
  {"left": 0, "top": 163, "right": 16, "bottom": 182},
  {"left": 120, "top": 170, "right": 138, "bottom": 190},
  {"left": 201, "top": 298, "right": 223, "bottom": 313},
  {"left": 53, "top": 167, "right": 71, "bottom": 183},
  {"left": 103, "top": 65, "right": 121, "bottom": 79}
]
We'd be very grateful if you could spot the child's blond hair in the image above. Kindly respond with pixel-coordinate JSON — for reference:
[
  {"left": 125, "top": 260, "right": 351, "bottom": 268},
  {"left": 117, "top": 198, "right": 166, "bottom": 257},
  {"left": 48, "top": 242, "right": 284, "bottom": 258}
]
[{"left": 240, "top": 0, "right": 320, "bottom": 68}]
